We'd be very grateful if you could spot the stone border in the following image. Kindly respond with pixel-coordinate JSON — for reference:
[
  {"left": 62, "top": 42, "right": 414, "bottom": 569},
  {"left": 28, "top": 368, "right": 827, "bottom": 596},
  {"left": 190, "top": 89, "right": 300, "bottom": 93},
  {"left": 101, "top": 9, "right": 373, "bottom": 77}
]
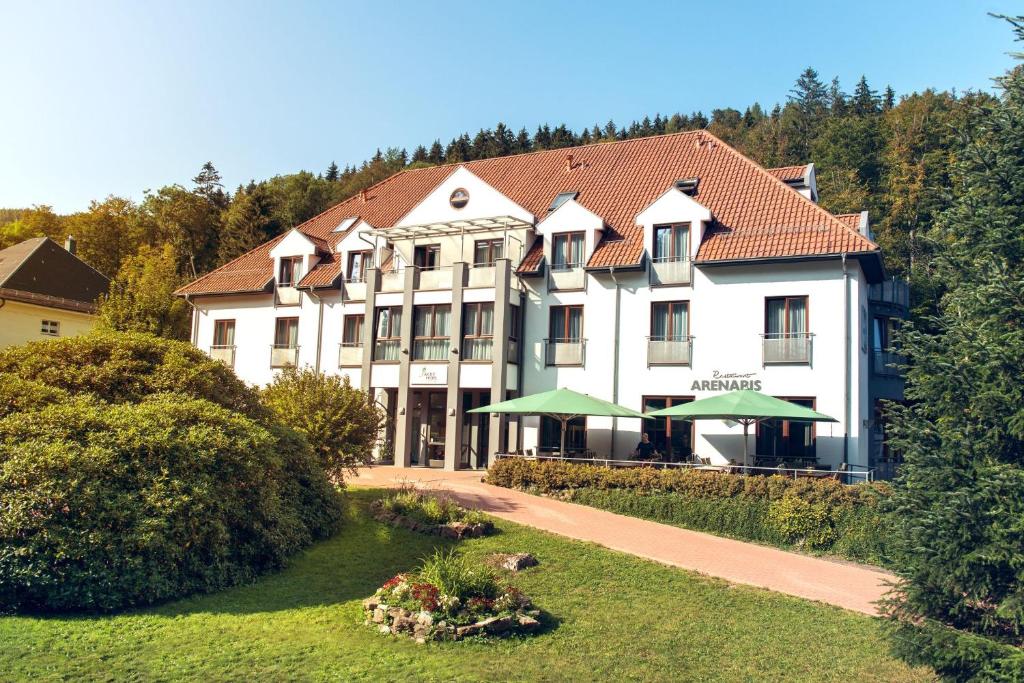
[
  {"left": 363, "top": 597, "right": 541, "bottom": 643},
  {"left": 370, "top": 500, "right": 494, "bottom": 539}
]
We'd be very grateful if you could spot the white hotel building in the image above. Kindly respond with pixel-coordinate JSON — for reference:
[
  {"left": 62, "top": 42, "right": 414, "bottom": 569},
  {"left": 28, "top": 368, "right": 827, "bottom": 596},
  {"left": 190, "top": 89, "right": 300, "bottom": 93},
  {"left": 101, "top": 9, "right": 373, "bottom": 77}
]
[{"left": 177, "top": 132, "right": 907, "bottom": 477}]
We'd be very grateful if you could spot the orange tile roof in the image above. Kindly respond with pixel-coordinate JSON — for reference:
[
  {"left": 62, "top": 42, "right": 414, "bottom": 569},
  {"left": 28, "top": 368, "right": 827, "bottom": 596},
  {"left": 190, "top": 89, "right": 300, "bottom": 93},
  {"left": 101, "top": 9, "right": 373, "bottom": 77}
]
[
  {"left": 517, "top": 238, "right": 544, "bottom": 274},
  {"left": 767, "top": 165, "right": 808, "bottom": 182},
  {"left": 835, "top": 213, "right": 861, "bottom": 230},
  {"left": 179, "top": 131, "right": 878, "bottom": 296}
]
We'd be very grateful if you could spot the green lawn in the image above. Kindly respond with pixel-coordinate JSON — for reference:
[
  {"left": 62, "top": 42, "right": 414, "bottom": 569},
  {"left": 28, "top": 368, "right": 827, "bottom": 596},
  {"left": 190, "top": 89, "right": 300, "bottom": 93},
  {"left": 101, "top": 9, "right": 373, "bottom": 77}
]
[{"left": 0, "top": 489, "right": 929, "bottom": 682}]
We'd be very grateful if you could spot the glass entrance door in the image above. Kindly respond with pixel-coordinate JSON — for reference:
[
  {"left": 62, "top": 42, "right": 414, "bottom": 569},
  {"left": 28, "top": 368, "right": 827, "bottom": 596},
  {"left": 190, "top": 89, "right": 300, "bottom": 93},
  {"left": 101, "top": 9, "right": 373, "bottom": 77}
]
[{"left": 460, "top": 391, "right": 490, "bottom": 470}]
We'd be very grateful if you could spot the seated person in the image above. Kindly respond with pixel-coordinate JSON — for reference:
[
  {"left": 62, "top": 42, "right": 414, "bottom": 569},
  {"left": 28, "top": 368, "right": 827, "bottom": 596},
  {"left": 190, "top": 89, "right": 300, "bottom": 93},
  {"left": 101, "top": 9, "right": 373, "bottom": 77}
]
[{"left": 633, "top": 433, "right": 659, "bottom": 460}]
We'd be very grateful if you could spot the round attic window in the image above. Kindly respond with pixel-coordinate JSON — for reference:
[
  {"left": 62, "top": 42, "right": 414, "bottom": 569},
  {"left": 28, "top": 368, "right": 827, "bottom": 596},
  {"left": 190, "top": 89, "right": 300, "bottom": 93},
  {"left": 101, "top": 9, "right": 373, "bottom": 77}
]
[{"left": 449, "top": 188, "right": 470, "bottom": 209}]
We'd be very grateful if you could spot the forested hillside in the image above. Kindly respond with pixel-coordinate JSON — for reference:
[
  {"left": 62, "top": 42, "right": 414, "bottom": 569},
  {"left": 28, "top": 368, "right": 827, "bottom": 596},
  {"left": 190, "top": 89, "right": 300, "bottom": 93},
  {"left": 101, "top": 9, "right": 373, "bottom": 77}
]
[{"left": 0, "top": 67, "right": 988, "bottom": 331}]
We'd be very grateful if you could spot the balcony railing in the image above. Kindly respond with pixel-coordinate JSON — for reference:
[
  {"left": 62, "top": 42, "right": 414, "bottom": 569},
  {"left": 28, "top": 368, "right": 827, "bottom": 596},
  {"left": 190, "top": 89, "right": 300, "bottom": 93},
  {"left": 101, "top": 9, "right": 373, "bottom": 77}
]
[
  {"left": 374, "top": 339, "right": 400, "bottom": 362},
  {"left": 342, "top": 276, "right": 367, "bottom": 301},
  {"left": 873, "top": 350, "right": 904, "bottom": 377},
  {"left": 380, "top": 269, "right": 405, "bottom": 292},
  {"left": 761, "top": 333, "right": 813, "bottom": 365},
  {"left": 270, "top": 344, "right": 299, "bottom": 368},
  {"left": 339, "top": 342, "right": 363, "bottom": 367},
  {"left": 647, "top": 336, "right": 693, "bottom": 366},
  {"left": 416, "top": 266, "right": 453, "bottom": 290},
  {"left": 544, "top": 338, "right": 585, "bottom": 366},
  {"left": 275, "top": 285, "right": 301, "bottom": 306},
  {"left": 209, "top": 345, "right": 236, "bottom": 367},
  {"left": 467, "top": 263, "right": 496, "bottom": 288},
  {"left": 868, "top": 279, "right": 910, "bottom": 308},
  {"left": 462, "top": 337, "right": 493, "bottom": 361},
  {"left": 548, "top": 263, "right": 586, "bottom": 291},
  {"left": 412, "top": 338, "right": 450, "bottom": 361},
  {"left": 649, "top": 255, "right": 692, "bottom": 286}
]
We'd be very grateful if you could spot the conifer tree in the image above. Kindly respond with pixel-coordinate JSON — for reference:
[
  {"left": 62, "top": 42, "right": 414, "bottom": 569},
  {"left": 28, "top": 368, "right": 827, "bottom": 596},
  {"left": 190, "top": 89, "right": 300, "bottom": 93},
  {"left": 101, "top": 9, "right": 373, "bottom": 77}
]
[
  {"left": 883, "top": 85, "right": 896, "bottom": 111},
  {"left": 325, "top": 161, "right": 340, "bottom": 181},
  {"left": 853, "top": 75, "right": 880, "bottom": 115},
  {"left": 427, "top": 139, "right": 445, "bottom": 164},
  {"left": 883, "top": 19, "right": 1024, "bottom": 678}
]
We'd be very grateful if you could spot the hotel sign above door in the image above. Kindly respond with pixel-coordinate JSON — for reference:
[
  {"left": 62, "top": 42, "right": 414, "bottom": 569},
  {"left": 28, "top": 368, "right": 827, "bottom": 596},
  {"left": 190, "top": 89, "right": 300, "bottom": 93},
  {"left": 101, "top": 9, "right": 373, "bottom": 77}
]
[
  {"left": 411, "top": 364, "right": 448, "bottom": 385},
  {"left": 691, "top": 370, "right": 762, "bottom": 392}
]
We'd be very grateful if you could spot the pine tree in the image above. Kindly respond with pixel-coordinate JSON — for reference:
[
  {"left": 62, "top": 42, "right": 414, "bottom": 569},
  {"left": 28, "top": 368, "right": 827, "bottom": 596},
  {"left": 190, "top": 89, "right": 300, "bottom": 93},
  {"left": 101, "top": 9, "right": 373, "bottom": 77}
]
[
  {"left": 325, "top": 161, "right": 340, "bottom": 181},
  {"left": 829, "top": 77, "right": 848, "bottom": 116},
  {"left": 789, "top": 67, "right": 829, "bottom": 117},
  {"left": 427, "top": 140, "right": 445, "bottom": 164},
  {"left": 853, "top": 75, "right": 880, "bottom": 115},
  {"left": 192, "top": 161, "right": 227, "bottom": 210},
  {"left": 883, "top": 85, "right": 896, "bottom": 111},
  {"left": 882, "top": 20, "right": 1024, "bottom": 678},
  {"left": 514, "top": 128, "right": 532, "bottom": 154},
  {"left": 534, "top": 124, "right": 552, "bottom": 149}
]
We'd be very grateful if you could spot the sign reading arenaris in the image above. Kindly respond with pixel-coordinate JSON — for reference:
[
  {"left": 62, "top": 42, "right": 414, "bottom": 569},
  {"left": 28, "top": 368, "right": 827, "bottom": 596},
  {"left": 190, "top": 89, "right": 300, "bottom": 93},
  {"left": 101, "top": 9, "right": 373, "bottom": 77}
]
[{"left": 691, "top": 370, "right": 762, "bottom": 392}]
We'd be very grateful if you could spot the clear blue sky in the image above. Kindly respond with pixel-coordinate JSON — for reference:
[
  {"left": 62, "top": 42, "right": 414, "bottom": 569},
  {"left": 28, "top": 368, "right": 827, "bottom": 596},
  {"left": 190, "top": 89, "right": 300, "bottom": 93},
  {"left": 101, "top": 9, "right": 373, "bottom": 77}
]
[{"left": 1, "top": 0, "right": 1021, "bottom": 213}]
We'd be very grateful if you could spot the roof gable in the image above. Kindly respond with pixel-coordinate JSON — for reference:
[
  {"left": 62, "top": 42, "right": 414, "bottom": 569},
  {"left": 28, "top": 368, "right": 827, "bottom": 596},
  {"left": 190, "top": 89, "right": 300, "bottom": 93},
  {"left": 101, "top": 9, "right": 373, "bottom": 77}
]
[{"left": 0, "top": 237, "right": 109, "bottom": 305}]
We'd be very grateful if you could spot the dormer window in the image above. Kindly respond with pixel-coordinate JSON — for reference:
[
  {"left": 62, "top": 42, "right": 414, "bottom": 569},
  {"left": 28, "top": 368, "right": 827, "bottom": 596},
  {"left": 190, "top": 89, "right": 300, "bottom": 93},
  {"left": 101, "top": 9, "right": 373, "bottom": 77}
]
[
  {"left": 653, "top": 223, "right": 690, "bottom": 263},
  {"left": 278, "top": 256, "right": 301, "bottom": 286},
  {"left": 551, "top": 232, "right": 585, "bottom": 270},
  {"left": 347, "top": 250, "right": 372, "bottom": 282}
]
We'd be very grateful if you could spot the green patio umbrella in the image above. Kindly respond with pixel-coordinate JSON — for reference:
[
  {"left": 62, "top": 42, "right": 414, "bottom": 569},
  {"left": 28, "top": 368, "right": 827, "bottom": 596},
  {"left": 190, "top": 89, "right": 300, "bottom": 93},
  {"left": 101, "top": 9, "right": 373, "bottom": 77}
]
[
  {"left": 468, "top": 387, "right": 651, "bottom": 457},
  {"left": 645, "top": 390, "right": 837, "bottom": 468}
]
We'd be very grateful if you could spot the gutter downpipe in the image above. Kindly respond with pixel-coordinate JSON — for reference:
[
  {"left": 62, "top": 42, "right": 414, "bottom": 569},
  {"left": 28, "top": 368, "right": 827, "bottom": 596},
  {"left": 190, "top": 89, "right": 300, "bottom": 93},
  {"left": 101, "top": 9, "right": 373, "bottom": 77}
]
[
  {"left": 842, "top": 253, "right": 850, "bottom": 467},
  {"left": 609, "top": 266, "right": 622, "bottom": 458}
]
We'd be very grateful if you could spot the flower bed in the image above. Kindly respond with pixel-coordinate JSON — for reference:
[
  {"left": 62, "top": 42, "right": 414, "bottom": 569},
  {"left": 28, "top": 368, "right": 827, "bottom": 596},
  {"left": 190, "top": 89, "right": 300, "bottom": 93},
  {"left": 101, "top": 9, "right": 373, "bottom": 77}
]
[
  {"left": 371, "top": 488, "right": 494, "bottom": 539},
  {"left": 363, "top": 550, "right": 541, "bottom": 642}
]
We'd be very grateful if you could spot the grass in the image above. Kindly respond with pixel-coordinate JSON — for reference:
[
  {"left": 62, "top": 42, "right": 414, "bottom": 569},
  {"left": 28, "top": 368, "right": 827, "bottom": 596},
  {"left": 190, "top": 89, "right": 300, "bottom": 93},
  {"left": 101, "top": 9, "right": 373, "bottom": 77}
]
[{"left": 0, "top": 489, "right": 929, "bottom": 682}]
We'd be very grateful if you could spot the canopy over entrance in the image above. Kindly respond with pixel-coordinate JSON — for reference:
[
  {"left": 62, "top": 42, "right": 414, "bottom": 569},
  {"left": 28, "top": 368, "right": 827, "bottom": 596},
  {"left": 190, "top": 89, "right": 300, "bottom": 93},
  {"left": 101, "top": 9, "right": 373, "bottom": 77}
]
[
  {"left": 645, "top": 390, "right": 837, "bottom": 467},
  {"left": 469, "top": 387, "right": 650, "bottom": 457}
]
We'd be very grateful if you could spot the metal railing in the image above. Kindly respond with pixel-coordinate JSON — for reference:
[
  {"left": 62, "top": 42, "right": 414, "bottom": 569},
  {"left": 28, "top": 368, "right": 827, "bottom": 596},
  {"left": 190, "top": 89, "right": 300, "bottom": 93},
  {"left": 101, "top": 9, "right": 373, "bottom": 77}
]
[
  {"left": 270, "top": 344, "right": 299, "bottom": 368},
  {"left": 873, "top": 350, "right": 905, "bottom": 377},
  {"left": 462, "top": 337, "right": 493, "bottom": 361},
  {"left": 544, "top": 338, "right": 585, "bottom": 366},
  {"left": 412, "top": 338, "right": 450, "bottom": 361},
  {"left": 339, "top": 341, "right": 363, "bottom": 367},
  {"left": 649, "top": 255, "right": 692, "bottom": 286},
  {"left": 762, "top": 332, "right": 813, "bottom": 364},
  {"left": 647, "top": 335, "right": 693, "bottom": 366},
  {"left": 868, "top": 279, "right": 910, "bottom": 308},
  {"left": 548, "top": 263, "right": 586, "bottom": 291},
  {"left": 374, "top": 339, "right": 401, "bottom": 361},
  {"left": 209, "top": 345, "right": 235, "bottom": 367},
  {"left": 493, "top": 452, "right": 874, "bottom": 484}
]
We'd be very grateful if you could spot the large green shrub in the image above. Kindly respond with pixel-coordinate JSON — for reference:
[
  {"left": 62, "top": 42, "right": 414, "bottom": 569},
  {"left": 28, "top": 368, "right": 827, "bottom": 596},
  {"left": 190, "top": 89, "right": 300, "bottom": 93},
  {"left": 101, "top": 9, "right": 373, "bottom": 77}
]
[
  {"left": 0, "top": 331, "right": 266, "bottom": 419},
  {"left": 262, "top": 367, "right": 383, "bottom": 481},
  {"left": 0, "top": 332, "right": 343, "bottom": 612},
  {"left": 488, "top": 458, "right": 891, "bottom": 563}
]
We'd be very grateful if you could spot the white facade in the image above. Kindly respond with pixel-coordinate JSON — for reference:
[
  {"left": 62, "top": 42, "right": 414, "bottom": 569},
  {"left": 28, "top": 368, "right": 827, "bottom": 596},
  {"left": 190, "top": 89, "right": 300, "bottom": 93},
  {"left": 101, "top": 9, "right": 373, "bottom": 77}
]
[{"left": 189, "top": 162, "right": 898, "bottom": 476}]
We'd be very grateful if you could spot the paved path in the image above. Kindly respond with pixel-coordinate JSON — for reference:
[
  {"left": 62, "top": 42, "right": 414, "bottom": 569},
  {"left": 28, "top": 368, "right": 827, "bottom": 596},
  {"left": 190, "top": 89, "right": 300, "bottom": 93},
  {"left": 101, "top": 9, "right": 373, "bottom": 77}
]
[{"left": 352, "top": 466, "right": 893, "bottom": 616}]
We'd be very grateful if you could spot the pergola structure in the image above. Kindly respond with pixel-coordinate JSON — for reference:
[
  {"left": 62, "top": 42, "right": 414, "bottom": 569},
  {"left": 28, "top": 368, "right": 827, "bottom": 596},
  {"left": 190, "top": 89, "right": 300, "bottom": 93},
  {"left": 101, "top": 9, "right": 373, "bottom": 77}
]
[{"left": 364, "top": 215, "right": 535, "bottom": 269}]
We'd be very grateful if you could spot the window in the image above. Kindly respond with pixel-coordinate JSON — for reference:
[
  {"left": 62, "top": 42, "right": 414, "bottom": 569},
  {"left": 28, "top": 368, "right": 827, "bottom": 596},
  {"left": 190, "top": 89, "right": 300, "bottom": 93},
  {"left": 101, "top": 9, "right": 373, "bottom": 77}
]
[
  {"left": 347, "top": 251, "right": 372, "bottom": 282},
  {"left": 756, "top": 397, "right": 816, "bottom": 462},
  {"left": 540, "top": 415, "right": 586, "bottom": 454},
  {"left": 549, "top": 305, "right": 583, "bottom": 341},
  {"left": 278, "top": 257, "right": 301, "bottom": 286},
  {"left": 642, "top": 396, "right": 694, "bottom": 462},
  {"left": 653, "top": 223, "right": 690, "bottom": 262},
  {"left": 765, "top": 296, "right": 808, "bottom": 336},
  {"left": 40, "top": 320, "right": 59, "bottom": 336},
  {"left": 650, "top": 301, "right": 688, "bottom": 340},
  {"left": 873, "top": 315, "right": 898, "bottom": 352},
  {"left": 508, "top": 305, "right": 521, "bottom": 363},
  {"left": 551, "top": 232, "right": 584, "bottom": 270},
  {"left": 273, "top": 317, "right": 298, "bottom": 347},
  {"left": 375, "top": 306, "right": 402, "bottom": 361},
  {"left": 473, "top": 239, "right": 504, "bottom": 266},
  {"left": 213, "top": 319, "right": 235, "bottom": 347},
  {"left": 463, "top": 302, "right": 494, "bottom": 361},
  {"left": 414, "top": 244, "right": 441, "bottom": 270},
  {"left": 413, "top": 304, "right": 451, "bottom": 360},
  {"left": 342, "top": 315, "right": 364, "bottom": 346}
]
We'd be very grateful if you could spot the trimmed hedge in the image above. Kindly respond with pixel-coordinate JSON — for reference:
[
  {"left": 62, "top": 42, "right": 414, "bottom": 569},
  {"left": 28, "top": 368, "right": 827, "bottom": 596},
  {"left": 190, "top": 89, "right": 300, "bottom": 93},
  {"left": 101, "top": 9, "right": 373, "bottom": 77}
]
[{"left": 486, "top": 458, "right": 892, "bottom": 563}]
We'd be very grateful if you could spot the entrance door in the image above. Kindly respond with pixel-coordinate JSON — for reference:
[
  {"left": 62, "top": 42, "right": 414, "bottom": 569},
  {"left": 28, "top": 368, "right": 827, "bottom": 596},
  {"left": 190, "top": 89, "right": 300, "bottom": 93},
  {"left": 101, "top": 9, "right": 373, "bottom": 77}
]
[
  {"left": 460, "top": 390, "right": 490, "bottom": 470},
  {"left": 642, "top": 396, "right": 694, "bottom": 462}
]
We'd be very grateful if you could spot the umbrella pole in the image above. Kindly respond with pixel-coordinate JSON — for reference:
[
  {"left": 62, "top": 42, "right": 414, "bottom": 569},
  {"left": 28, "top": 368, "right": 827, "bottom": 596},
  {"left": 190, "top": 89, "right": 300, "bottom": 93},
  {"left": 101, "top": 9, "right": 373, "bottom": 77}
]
[
  {"left": 743, "top": 420, "right": 751, "bottom": 471},
  {"left": 560, "top": 416, "right": 567, "bottom": 459}
]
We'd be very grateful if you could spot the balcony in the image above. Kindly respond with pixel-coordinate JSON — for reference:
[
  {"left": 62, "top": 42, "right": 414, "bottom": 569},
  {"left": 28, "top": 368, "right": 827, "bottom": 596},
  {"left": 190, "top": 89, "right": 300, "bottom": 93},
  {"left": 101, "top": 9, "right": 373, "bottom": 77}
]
[
  {"left": 467, "top": 263, "right": 496, "bottom": 288},
  {"left": 762, "top": 333, "right": 813, "bottom": 365},
  {"left": 275, "top": 285, "right": 301, "bottom": 306},
  {"left": 544, "top": 338, "right": 585, "bottom": 366},
  {"left": 416, "top": 266, "right": 453, "bottom": 290},
  {"left": 374, "top": 339, "right": 400, "bottom": 362},
  {"left": 339, "top": 342, "right": 363, "bottom": 367},
  {"left": 873, "top": 350, "right": 904, "bottom": 377},
  {"left": 649, "top": 256, "right": 692, "bottom": 286},
  {"left": 380, "top": 269, "right": 405, "bottom": 292},
  {"left": 412, "top": 338, "right": 450, "bottom": 361},
  {"left": 548, "top": 264, "right": 586, "bottom": 292},
  {"left": 868, "top": 279, "right": 910, "bottom": 308},
  {"left": 270, "top": 344, "right": 299, "bottom": 368},
  {"left": 647, "top": 336, "right": 692, "bottom": 366},
  {"left": 462, "top": 337, "right": 493, "bottom": 361},
  {"left": 209, "top": 345, "right": 235, "bottom": 367},
  {"left": 342, "top": 276, "right": 367, "bottom": 301}
]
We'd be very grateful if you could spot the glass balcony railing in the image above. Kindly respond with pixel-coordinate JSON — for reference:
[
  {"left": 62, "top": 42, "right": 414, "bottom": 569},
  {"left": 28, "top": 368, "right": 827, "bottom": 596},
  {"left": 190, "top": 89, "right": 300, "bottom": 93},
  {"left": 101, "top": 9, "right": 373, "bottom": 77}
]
[
  {"left": 647, "top": 336, "right": 692, "bottom": 366},
  {"left": 416, "top": 266, "right": 453, "bottom": 290},
  {"left": 462, "top": 337, "right": 493, "bottom": 361},
  {"left": 338, "top": 342, "right": 363, "bottom": 367},
  {"left": 873, "top": 350, "right": 905, "bottom": 377},
  {"left": 548, "top": 263, "right": 586, "bottom": 291},
  {"left": 412, "top": 338, "right": 450, "bottom": 361},
  {"left": 544, "top": 338, "right": 585, "bottom": 366},
  {"left": 374, "top": 339, "right": 400, "bottom": 361},
  {"left": 761, "top": 333, "right": 812, "bottom": 365},
  {"left": 209, "top": 345, "right": 235, "bottom": 367},
  {"left": 270, "top": 344, "right": 299, "bottom": 368},
  {"left": 649, "top": 255, "right": 692, "bottom": 286},
  {"left": 467, "top": 263, "right": 496, "bottom": 287}
]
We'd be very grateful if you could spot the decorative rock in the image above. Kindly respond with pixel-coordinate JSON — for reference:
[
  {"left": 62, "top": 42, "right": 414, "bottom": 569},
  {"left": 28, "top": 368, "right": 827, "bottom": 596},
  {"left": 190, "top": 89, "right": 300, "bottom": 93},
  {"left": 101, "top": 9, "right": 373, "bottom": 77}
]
[
  {"left": 455, "top": 623, "right": 483, "bottom": 638},
  {"left": 371, "top": 607, "right": 387, "bottom": 624},
  {"left": 501, "top": 553, "right": 538, "bottom": 572},
  {"left": 516, "top": 614, "right": 540, "bottom": 631},
  {"left": 378, "top": 624, "right": 391, "bottom": 634},
  {"left": 363, "top": 597, "right": 379, "bottom": 611},
  {"left": 478, "top": 615, "right": 515, "bottom": 634},
  {"left": 417, "top": 611, "right": 433, "bottom": 626}
]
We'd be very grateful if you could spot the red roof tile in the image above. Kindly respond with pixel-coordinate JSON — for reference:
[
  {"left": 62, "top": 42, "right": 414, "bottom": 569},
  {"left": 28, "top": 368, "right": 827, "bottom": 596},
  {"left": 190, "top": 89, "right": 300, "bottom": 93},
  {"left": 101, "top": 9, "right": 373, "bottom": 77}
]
[
  {"left": 180, "top": 132, "right": 878, "bottom": 296},
  {"left": 835, "top": 213, "right": 861, "bottom": 230},
  {"left": 516, "top": 237, "right": 544, "bottom": 274},
  {"left": 767, "top": 165, "right": 807, "bottom": 182}
]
